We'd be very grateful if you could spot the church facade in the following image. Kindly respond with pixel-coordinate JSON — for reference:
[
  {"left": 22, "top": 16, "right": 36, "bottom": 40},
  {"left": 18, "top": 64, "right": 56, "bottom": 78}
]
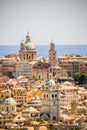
[{"left": 0, "top": 33, "right": 57, "bottom": 80}]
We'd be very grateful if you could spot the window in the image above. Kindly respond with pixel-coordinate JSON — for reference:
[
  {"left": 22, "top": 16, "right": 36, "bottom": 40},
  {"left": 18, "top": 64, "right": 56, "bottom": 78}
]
[
  {"left": 52, "top": 94, "right": 54, "bottom": 98},
  {"left": 23, "top": 54, "right": 26, "bottom": 60},
  {"left": 29, "top": 56, "right": 31, "bottom": 59},
  {"left": 55, "top": 94, "right": 57, "bottom": 98},
  {"left": 53, "top": 116, "right": 56, "bottom": 120},
  {"left": 32, "top": 54, "right": 34, "bottom": 59},
  {"left": 37, "top": 64, "right": 41, "bottom": 68},
  {"left": 6, "top": 107, "right": 8, "bottom": 111},
  {"left": 27, "top": 54, "right": 28, "bottom": 59}
]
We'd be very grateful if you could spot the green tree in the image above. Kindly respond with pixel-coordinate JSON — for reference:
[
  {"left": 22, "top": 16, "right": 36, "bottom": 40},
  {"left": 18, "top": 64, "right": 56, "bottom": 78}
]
[
  {"left": 74, "top": 72, "right": 87, "bottom": 86},
  {"left": 32, "top": 75, "right": 37, "bottom": 80}
]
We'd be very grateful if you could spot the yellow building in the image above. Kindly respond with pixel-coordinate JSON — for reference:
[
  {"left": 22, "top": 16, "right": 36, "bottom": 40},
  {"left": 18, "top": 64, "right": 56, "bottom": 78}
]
[
  {"left": 12, "top": 86, "right": 28, "bottom": 105},
  {"left": 0, "top": 83, "right": 7, "bottom": 100},
  {"left": 58, "top": 54, "right": 87, "bottom": 77}
]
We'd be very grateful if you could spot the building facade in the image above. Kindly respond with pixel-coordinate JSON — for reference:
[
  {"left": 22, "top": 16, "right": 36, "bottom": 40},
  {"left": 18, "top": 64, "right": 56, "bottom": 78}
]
[
  {"left": 0, "top": 58, "right": 17, "bottom": 78},
  {"left": 58, "top": 81, "right": 78, "bottom": 108},
  {"left": 31, "top": 60, "right": 50, "bottom": 80},
  {"left": 58, "top": 54, "right": 87, "bottom": 77},
  {"left": 18, "top": 60, "right": 32, "bottom": 78},
  {"left": 19, "top": 32, "right": 37, "bottom": 61},
  {"left": 12, "top": 86, "right": 28, "bottom": 106},
  {"left": 41, "top": 74, "right": 59, "bottom": 122}
]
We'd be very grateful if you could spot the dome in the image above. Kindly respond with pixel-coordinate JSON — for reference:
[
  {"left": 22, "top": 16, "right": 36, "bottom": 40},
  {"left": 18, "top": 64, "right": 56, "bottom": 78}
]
[
  {"left": 25, "top": 41, "right": 36, "bottom": 50},
  {"left": 1, "top": 97, "right": 16, "bottom": 105},
  {"left": 46, "top": 79, "right": 56, "bottom": 87},
  {"left": 25, "top": 32, "right": 36, "bottom": 50}
]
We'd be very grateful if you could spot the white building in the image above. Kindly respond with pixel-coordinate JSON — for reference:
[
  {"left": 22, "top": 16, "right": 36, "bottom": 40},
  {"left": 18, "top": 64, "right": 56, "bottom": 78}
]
[
  {"left": 41, "top": 76, "right": 79, "bottom": 122},
  {"left": 22, "top": 106, "right": 40, "bottom": 120},
  {"left": 18, "top": 60, "right": 32, "bottom": 78},
  {"left": 58, "top": 81, "right": 78, "bottom": 108},
  {"left": 41, "top": 74, "right": 59, "bottom": 122}
]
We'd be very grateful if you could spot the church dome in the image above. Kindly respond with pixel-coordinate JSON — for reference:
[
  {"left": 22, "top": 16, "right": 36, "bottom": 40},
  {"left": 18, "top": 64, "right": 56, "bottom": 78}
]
[
  {"left": 1, "top": 97, "right": 16, "bottom": 105},
  {"left": 25, "top": 32, "right": 36, "bottom": 50},
  {"left": 25, "top": 41, "right": 36, "bottom": 50},
  {"left": 46, "top": 79, "right": 56, "bottom": 87}
]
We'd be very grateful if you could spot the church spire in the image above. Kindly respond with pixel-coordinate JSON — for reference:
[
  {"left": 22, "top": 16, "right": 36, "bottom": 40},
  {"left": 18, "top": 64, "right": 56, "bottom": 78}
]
[{"left": 26, "top": 31, "right": 31, "bottom": 42}]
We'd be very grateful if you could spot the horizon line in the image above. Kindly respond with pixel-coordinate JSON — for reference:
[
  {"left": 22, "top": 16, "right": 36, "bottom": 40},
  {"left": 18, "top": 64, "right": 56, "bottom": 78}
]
[{"left": 0, "top": 44, "right": 87, "bottom": 46}]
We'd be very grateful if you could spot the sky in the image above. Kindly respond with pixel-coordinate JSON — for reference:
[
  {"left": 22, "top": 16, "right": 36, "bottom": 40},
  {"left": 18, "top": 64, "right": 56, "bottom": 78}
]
[{"left": 0, "top": 0, "right": 87, "bottom": 45}]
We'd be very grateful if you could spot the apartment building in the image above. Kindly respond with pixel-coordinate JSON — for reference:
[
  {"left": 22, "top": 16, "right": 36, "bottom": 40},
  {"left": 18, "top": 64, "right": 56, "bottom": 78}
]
[
  {"left": 58, "top": 54, "right": 87, "bottom": 77},
  {"left": 18, "top": 60, "right": 32, "bottom": 78},
  {"left": 58, "top": 81, "right": 78, "bottom": 108}
]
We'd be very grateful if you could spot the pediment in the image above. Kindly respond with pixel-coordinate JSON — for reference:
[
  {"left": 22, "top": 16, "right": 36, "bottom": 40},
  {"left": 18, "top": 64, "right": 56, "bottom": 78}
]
[{"left": 32, "top": 61, "right": 49, "bottom": 69}]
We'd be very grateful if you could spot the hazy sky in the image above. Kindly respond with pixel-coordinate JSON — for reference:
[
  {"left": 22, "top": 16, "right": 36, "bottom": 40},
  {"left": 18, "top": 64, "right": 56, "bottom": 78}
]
[{"left": 0, "top": 0, "right": 87, "bottom": 45}]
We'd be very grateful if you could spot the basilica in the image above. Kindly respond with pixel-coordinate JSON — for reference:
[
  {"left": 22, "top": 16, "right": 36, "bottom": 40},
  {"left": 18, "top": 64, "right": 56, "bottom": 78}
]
[
  {"left": 19, "top": 32, "right": 37, "bottom": 61},
  {"left": 0, "top": 32, "right": 57, "bottom": 80}
]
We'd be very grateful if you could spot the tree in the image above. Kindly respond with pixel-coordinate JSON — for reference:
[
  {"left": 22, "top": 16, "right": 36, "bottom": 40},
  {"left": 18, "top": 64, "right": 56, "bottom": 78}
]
[
  {"left": 32, "top": 75, "right": 37, "bottom": 80},
  {"left": 74, "top": 72, "right": 87, "bottom": 86},
  {"left": 74, "top": 72, "right": 80, "bottom": 85}
]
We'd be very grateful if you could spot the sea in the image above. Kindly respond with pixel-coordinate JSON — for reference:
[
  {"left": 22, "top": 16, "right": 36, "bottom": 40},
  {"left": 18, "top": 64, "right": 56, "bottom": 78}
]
[{"left": 0, "top": 45, "right": 87, "bottom": 58}]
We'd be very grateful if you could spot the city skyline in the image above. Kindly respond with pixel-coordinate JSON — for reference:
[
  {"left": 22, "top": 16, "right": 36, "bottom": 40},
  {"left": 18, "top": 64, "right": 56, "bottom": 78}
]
[{"left": 0, "top": 0, "right": 87, "bottom": 45}]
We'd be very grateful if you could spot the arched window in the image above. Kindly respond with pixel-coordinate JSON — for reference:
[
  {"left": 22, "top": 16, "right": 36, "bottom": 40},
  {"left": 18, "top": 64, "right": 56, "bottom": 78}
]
[
  {"left": 29, "top": 55, "right": 31, "bottom": 59},
  {"left": 6, "top": 107, "right": 8, "bottom": 111},
  {"left": 32, "top": 53, "right": 34, "bottom": 59},
  {"left": 27, "top": 54, "right": 28, "bottom": 59},
  {"left": 52, "top": 94, "right": 54, "bottom": 98},
  {"left": 55, "top": 94, "right": 57, "bottom": 98},
  {"left": 23, "top": 54, "right": 26, "bottom": 60},
  {"left": 39, "top": 75, "right": 41, "bottom": 79},
  {"left": 84, "top": 96, "right": 86, "bottom": 100}
]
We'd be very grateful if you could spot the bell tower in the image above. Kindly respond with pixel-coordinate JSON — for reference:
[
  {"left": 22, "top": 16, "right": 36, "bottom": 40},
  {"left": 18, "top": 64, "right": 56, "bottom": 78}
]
[
  {"left": 41, "top": 74, "right": 59, "bottom": 122},
  {"left": 49, "top": 40, "right": 56, "bottom": 67}
]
